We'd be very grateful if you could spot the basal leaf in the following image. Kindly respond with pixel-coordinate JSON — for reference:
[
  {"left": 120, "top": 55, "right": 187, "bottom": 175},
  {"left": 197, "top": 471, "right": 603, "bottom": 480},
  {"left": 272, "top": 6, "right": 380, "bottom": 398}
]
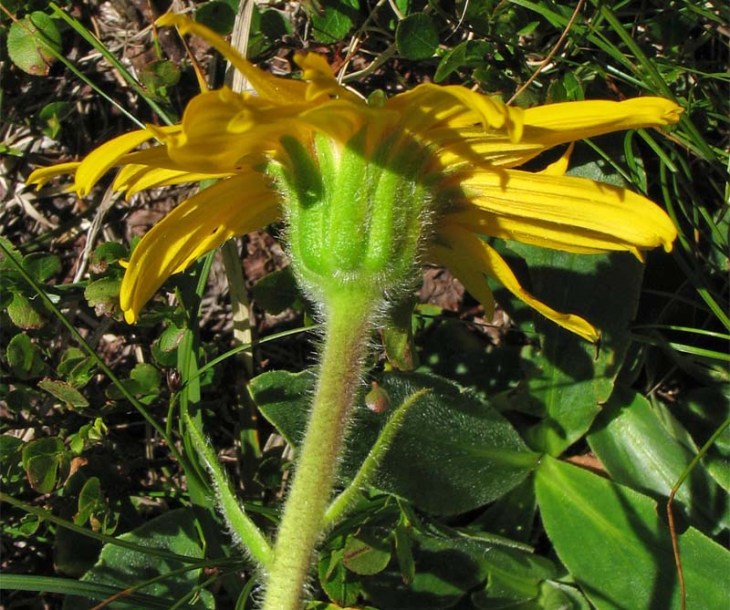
[
  {"left": 362, "top": 373, "right": 539, "bottom": 515},
  {"left": 536, "top": 456, "right": 730, "bottom": 609}
]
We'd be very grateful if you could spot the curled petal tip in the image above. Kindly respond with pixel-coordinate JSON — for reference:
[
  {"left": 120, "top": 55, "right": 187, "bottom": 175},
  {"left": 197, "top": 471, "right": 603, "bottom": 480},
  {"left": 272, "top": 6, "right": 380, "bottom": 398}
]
[
  {"left": 123, "top": 309, "right": 137, "bottom": 324},
  {"left": 662, "top": 102, "right": 684, "bottom": 124}
]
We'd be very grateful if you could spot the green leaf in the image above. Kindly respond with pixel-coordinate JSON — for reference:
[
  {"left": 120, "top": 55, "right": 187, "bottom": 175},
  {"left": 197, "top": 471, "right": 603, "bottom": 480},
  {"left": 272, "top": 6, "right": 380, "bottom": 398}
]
[
  {"left": 260, "top": 8, "right": 292, "bottom": 40},
  {"left": 75, "top": 476, "right": 104, "bottom": 526},
  {"left": 535, "top": 456, "right": 730, "bottom": 609},
  {"left": 22, "top": 252, "right": 61, "bottom": 282},
  {"left": 21, "top": 437, "right": 67, "bottom": 493},
  {"left": 106, "top": 363, "right": 161, "bottom": 405},
  {"left": 7, "top": 11, "right": 62, "bottom": 76},
  {"left": 195, "top": 1, "right": 236, "bottom": 35},
  {"left": 6, "top": 332, "right": 46, "bottom": 379},
  {"left": 308, "top": 0, "right": 360, "bottom": 43},
  {"left": 675, "top": 384, "right": 730, "bottom": 492},
  {"left": 90, "top": 242, "right": 127, "bottom": 273},
  {"left": 152, "top": 323, "right": 186, "bottom": 367},
  {"left": 63, "top": 509, "right": 214, "bottom": 610},
  {"left": 252, "top": 268, "right": 302, "bottom": 314},
  {"left": 588, "top": 385, "right": 729, "bottom": 532},
  {"left": 506, "top": 150, "right": 644, "bottom": 454},
  {"left": 360, "top": 530, "right": 489, "bottom": 608},
  {"left": 433, "top": 40, "right": 492, "bottom": 83},
  {"left": 343, "top": 529, "right": 391, "bottom": 576},
  {"left": 473, "top": 477, "right": 537, "bottom": 543},
  {"left": 38, "top": 378, "right": 90, "bottom": 409},
  {"left": 251, "top": 369, "right": 315, "bottom": 447},
  {"left": 57, "top": 347, "right": 96, "bottom": 388},
  {"left": 382, "top": 297, "right": 418, "bottom": 371},
  {"left": 130, "top": 363, "right": 162, "bottom": 393},
  {"left": 252, "top": 370, "right": 539, "bottom": 515},
  {"left": 0, "top": 434, "right": 23, "bottom": 464},
  {"left": 366, "top": 373, "right": 539, "bottom": 514},
  {"left": 471, "top": 545, "right": 557, "bottom": 607},
  {"left": 0, "top": 237, "right": 23, "bottom": 272},
  {"left": 416, "top": 317, "right": 523, "bottom": 398},
  {"left": 157, "top": 324, "right": 186, "bottom": 353},
  {"left": 84, "top": 277, "right": 121, "bottom": 307},
  {"left": 7, "top": 289, "right": 44, "bottom": 329},
  {"left": 68, "top": 418, "right": 108, "bottom": 455},
  {"left": 318, "top": 545, "right": 362, "bottom": 606},
  {"left": 38, "top": 101, "right": 72, "bottom": 138},
  {"left": 396, "top": 13, "right": 439, "bottom": 60},
  {"left": 434, "top": 41, "right": 468, "bottom": 82},
  {"left": 139, "top": 60, "right": 181, "bottom": 100}
]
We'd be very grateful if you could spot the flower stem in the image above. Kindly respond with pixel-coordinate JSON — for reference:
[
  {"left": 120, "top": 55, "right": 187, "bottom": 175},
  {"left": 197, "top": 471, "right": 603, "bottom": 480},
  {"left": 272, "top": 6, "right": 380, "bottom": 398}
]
[{"left": 262, "top": 289, "right": 377, "bottom": 610}]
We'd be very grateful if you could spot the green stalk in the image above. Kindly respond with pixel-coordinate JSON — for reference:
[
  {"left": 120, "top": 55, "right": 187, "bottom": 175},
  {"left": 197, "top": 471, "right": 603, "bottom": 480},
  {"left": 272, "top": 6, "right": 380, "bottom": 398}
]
[{"left": 262, "top": 289, "right": 378, "bottom": 610}]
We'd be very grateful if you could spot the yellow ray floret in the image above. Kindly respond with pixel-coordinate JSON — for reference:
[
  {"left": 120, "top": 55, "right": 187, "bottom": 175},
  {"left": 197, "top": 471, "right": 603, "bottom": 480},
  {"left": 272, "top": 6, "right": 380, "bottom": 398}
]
[{"left": 119, "top": 172, "right": 281, "bottom": 323}]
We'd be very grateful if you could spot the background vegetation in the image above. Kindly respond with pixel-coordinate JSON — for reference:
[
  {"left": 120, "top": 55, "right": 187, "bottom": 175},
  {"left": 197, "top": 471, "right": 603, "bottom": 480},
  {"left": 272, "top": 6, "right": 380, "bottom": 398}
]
[{"left": 1, "top": 0, "right": 728, "bottom": 608}]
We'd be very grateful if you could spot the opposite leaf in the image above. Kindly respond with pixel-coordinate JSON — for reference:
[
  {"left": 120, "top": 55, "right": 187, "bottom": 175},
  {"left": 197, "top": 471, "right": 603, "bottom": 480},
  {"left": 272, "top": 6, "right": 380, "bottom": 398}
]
[{"left": 253, "top": 370, "right": 540, "bottom": 515}]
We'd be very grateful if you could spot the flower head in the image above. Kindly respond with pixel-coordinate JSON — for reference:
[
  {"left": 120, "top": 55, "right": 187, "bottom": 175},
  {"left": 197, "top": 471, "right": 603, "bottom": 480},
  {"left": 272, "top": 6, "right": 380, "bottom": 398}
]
[{"left": 28, "top": 14, "right": 681, "bottom": 341}]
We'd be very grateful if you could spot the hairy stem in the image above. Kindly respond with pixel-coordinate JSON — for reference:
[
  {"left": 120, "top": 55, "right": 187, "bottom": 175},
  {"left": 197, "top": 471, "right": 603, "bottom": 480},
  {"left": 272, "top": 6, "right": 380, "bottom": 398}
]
[
  {"left": 262, "top": 290, "right": 377, "bottom": 610},
  {"left": 182, "top": 408, "right": 272, "bottom": 568}
]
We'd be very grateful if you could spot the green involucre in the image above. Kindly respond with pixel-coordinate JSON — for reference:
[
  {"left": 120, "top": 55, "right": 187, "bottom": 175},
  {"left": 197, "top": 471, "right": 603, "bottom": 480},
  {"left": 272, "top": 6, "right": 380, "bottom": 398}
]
[{"left": 273, "top": 131, "right": 433, "bottom": 306}]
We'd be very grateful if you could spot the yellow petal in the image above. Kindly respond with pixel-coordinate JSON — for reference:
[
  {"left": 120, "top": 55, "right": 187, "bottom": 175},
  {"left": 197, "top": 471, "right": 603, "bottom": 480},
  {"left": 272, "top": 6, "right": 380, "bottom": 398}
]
[
  {"left": 539, "top": 142, "right": 574, "bottom": 177},
  {"left": 435, "top": 97, "right": 682, "bottom": 170},
  {"left": 450, "top": 168, "right": 677, "bottom": 255},
  {"left": 161, "top": 88, "right": 308, "bottom": 172},
  {"left": 74, "top": 129, "right": 157, "bottom": 197},
  {"left": 298, "top": 100, "right": 386, "bottom": 148},
  {"left": 112, "top": 164, "right": 225, "bottom": 198},
  {"left": 156, "top": 13, "right": 309, "bottom": 102},
  {"left": 435, "top": 225, "right": 600, "bottom": 342},
  {"left": 388, "top": 83, "right": 523, "bottom": 141},
  {"left": 26, "top": 162, "right": 81, "bottom": 189},
  {"left": 120, "top": 174, "right": 280, "bottom": 322},
  {"left": 524, "top": 97, "right": 682, "bottom": 137},
  {"left": 117, "top": 146, "right": 188, "bottom": 171},
  {"left": 293, "top": 53, "right": 362, "bottom": 103}
]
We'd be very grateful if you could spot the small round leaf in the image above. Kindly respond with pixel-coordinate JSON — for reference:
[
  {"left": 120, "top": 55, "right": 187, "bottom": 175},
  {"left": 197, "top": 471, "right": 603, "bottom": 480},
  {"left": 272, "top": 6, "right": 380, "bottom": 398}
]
[{"left": 7, "top": 12, "right": 61, "bottom": 76}]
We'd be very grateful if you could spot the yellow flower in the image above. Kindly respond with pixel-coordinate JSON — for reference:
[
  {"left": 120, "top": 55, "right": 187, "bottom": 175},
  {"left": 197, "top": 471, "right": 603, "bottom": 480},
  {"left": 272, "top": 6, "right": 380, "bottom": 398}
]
[{"left": 28, "top": 14, "right": 681, "bottom": 342}]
